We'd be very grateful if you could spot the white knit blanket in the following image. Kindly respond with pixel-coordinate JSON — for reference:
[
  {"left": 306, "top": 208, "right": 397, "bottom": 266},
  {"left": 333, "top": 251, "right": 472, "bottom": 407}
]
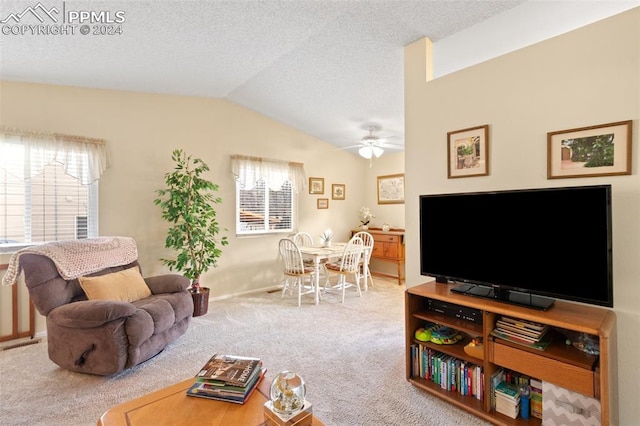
[{"left": 1, "top": 237, "right": 138, "bottom": 286}]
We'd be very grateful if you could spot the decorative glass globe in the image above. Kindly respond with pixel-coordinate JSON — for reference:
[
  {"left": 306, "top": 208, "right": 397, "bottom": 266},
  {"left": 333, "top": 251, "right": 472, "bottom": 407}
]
[{"left": 270, "top": 371, "right": 306, "bottom": 415}]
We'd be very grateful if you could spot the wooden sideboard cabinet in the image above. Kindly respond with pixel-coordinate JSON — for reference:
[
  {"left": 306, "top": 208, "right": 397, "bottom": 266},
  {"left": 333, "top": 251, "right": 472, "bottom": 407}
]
[{"left": 352, "top": 229, "right": 404, "bottom": 284}]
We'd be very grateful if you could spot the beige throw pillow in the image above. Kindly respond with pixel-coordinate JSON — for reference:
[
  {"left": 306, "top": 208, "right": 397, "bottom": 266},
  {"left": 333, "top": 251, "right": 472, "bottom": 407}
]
[{"left": 79, "top": 267, "right": 151, "bottom": 302}]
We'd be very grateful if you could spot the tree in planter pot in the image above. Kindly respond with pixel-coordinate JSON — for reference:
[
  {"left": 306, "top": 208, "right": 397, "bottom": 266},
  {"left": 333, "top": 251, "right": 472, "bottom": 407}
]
[{"left": 154, "top": 149, "right": 228, "bottom": 315}]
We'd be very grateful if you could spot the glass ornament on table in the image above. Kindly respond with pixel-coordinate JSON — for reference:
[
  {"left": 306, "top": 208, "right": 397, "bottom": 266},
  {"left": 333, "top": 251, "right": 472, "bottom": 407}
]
[{"left": 270, "top": 371, "right": 306, "bottom": 415}]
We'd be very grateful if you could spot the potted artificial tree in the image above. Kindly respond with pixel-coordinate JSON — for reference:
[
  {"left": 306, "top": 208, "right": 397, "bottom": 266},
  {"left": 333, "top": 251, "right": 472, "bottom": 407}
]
[{"left": 154, "top": 149, "right": 228, "bottom": 316}]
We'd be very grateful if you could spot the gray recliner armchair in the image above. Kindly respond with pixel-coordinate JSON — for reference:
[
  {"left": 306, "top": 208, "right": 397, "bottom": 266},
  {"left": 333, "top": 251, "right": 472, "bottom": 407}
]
[{"left": 19, "top": 252, "right": 193, "bottom": 375}]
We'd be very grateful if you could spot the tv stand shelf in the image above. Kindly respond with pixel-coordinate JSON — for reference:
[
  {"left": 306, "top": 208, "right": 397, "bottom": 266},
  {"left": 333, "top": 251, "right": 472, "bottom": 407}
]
[{"left": 405, "top": 281, "right": 617, "bottom": 425}]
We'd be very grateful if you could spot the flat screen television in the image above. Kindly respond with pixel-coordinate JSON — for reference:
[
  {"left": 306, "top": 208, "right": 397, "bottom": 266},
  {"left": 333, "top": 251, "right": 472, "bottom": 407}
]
[{"left": 419, "top": 184, "right": 613, "bottom": 310}]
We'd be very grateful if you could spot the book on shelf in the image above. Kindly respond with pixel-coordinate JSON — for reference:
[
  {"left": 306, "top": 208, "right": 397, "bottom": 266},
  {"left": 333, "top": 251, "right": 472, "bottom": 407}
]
[
  {"left": 492, "top": 326, "right": 540, "bottom": 344},
  {"left": 496, "top": 319, "right": 549, "bottom": 340},
  {"left": 411, "top": 345, "right": 483, "bottom": 400},
  {"left": 495, "top": 381, "right": 521, "bottom": 402},
  {"left": 489, "top": 368, "right": 506, "bottom": 410},
  {"left": 195, "top": 354, "right": 262, "bottom": 387},
  {"left": 498, "top": 316, "right": 547, "bottom": 332},
  {"left": 490, "top": 328, "right": 553, "bottom": 351},
  {"left": 529, "top": 378, "right": 543, "bottom": 419},
  {"left": 495, "top": 393, "right": 520, "bottom": 407},
  {"left": 495, "top": 381, "right": 521, "bottom": 420},
  {"left": 187, "top": 368, "right": 266, "bottom": 404},
  {"left": 495, "top": 399, "right": 520, "bottom": 419}
]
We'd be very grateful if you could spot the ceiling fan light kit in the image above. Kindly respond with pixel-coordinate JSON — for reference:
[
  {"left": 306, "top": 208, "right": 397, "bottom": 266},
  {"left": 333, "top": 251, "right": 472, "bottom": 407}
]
[
  {"left": 358, "top": 145, "right": 384, "bottom": 159},
  {"left": 340, "top": 124, "right": 403, "bottom": 164}
]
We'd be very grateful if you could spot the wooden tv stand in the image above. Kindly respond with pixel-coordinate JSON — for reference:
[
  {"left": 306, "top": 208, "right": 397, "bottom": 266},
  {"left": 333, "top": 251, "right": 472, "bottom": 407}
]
[{"left": 405, "top": 281, "right": 617, "bottom": 425}]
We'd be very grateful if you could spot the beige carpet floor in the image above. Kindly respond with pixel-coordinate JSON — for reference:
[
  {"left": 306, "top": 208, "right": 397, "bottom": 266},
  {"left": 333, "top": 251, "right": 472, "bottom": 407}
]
[{"left": 0, "top": 276, "right": 489, "bottom": 425}]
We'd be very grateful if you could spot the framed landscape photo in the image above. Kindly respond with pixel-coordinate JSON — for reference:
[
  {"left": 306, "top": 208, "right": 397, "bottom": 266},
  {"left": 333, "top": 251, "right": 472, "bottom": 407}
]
[
  {"left": 377, "top": 174, "right": 404, "bottom": 204},
  {"left": 547, "top": 120, "right": 632, "bottom": 179},
  {"left": 309, "top": 177, "right": 324, "bottom": 194},
  {"left": 332, "top": 184, "right": 346, "bottom": 200},
  {"left": 447, "top": 125, "right": 489, "bottom": 178},
  {"left": 317, "top": 198, "right": 328, "bottom": 209}
]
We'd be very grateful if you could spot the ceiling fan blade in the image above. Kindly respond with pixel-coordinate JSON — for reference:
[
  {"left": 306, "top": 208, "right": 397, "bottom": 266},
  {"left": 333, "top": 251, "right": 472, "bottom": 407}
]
[
  {"left": 336, "top": 144, "right": 365, "bottom": 150},
  {"left": 378, "top": 142, "right": 404, "bottom": 149}
]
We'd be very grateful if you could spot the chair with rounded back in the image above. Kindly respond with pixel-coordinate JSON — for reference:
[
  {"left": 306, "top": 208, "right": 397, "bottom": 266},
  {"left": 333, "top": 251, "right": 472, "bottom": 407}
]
[
  {"left": 352, "top": 231, "right": 375, "bottom": 290},
  {"left": 292, "top": 232, "right": 314, "bottom": 247},
  {"left": 278, "top": 238, "right": 317, "bottom": 306},
  {"left": 324, "top": 235, "right": 365, "bottom": 303},
  {"left": 293, "top": 231, "right": 328, "bottom": 274}
]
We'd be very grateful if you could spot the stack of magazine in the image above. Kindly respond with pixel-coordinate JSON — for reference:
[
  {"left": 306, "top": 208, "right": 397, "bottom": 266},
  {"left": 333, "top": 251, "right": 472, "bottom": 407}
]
[
  {"left": 490, "top": 316, "right": 551, "bottom": 351},
  {"left": 186, "top": 354, "right": 265, "bottom": 404}
]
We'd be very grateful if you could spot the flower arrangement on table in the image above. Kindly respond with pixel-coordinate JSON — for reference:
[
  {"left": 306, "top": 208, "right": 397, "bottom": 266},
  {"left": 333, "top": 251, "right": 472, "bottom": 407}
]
[
  {"left": 359, "top": 207, "right": 375, "bottom": 228},
  {"left": 319, "top": 230, "right": 334, "bottom": 247}
]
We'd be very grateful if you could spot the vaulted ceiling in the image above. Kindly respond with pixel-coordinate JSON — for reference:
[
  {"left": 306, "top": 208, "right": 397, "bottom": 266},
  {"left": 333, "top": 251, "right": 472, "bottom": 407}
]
[{"left": 1, "top": 1, "right": 635, "bottom": 155}]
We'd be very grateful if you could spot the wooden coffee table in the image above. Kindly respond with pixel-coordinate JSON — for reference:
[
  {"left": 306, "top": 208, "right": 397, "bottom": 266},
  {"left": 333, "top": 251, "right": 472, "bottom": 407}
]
[{"left": 98, "top": 377, "right": 324, "bottom": 426}]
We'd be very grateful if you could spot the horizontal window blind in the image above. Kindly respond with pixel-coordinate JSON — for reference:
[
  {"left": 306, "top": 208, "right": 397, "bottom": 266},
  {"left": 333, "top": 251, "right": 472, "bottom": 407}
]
[
  {"left": 231, "top": 155, "right": 303, "bottom": 236},
  {"left": 237, "top": 179, "right": 293, "bottom": 234},
  {"left": 0, "top": 129, "right": 103, "bottom": 248}
]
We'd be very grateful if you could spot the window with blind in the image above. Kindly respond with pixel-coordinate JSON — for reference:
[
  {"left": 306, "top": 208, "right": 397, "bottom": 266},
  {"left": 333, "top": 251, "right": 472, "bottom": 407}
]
[
  {"left": 0, "top": 128, "right": 107, "bottom": 250},
  {"left": 237, "top": 178, "right": 293, "bottom": 234},
  {"left": 231, "top": 155, "right": 306, "bottom": 236}
]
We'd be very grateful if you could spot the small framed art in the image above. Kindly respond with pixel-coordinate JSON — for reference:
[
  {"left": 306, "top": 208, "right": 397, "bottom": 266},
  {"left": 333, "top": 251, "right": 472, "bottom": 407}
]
[
  {"left": 447, "top": 125, "right": 489, "bottom": 178},
  {"left": 309, "top": 177, "right": 324, "bottom": 194},
  {"left": 547, "top": 120, "right": 632, "bottom": 179},
  {"left": 377, "top": 174, "right": 404, "bottom": 204},
  {"left": 332, "top": 184, "right": 346, "bottom": 200},
  {"left": 317, "top": 198, "right": 328, "bottom": 209}
]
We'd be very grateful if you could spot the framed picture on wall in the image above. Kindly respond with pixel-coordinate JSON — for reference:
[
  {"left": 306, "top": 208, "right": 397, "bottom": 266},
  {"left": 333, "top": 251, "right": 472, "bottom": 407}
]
[
  {"left": 309, "top": 177, "right": 324, "bottom": 194},
  {"left": 317, "top": 198, "right": 329, "bottom": 209},
  {"left": 332, "top": 184, "right": 346, "bottom": 200},
  {"left": 447, "top": 125, "right": 489, "bottom": 178},
  {"left": 547, "top": 120, "right": 632, "bottom": 179},
  {"left": 377, "top": 174, "right": 405, "bottom": 204}
]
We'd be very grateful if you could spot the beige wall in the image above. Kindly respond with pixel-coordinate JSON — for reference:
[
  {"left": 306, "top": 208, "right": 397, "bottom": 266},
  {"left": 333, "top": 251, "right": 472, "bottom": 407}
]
[
  {"left": 405, "top": 7, "right": 639, "bottom": 424},
  {"left": 0, "top": 80, "right": 406, "bottom": 338},
  {"left": 362, "top": 151, "right": 406, "bottom": 276}
]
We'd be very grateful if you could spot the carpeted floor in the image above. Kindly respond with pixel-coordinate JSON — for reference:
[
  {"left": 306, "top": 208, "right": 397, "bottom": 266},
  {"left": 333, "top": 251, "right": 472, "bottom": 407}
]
[{"left": 0, "top": 277, "right": 489, "bottom": 425}]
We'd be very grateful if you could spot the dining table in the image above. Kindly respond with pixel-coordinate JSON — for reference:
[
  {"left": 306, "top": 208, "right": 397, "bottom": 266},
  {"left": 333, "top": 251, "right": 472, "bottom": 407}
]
[{"left": 297, "top": 242, "right": 370, "bottom": 304}]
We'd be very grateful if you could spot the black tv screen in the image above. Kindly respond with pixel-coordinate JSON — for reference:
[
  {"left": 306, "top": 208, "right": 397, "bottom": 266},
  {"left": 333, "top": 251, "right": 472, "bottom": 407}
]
[{"left": 419, "top": 185, "right": 613, "bottom": 309}]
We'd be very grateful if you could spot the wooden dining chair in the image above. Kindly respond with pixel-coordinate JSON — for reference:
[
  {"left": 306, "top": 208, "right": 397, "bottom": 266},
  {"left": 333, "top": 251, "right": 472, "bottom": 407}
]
[
  {"left": 352, "top": 231, "right": 374, "bottom": 289},
  {"left": 293, "top": 231, "right": 329, "bottom": 276},
  {"left": 292, "top": 232, "right": 314, "bottom": 247},
  {"left": 292, "top": 231, "right": 315, "bottom": 266},
  {"left": 278, "top": 238, "right": 317, "bottom": 306},
  {"left": 324, "top": 235, "right": 365, "bottom": 303}
]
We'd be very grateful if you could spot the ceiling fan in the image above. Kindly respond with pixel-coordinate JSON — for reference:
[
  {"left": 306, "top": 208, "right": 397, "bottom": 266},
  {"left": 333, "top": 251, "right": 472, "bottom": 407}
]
[{"left": 341, "top": 125, "right": 404, "bottom": 164}]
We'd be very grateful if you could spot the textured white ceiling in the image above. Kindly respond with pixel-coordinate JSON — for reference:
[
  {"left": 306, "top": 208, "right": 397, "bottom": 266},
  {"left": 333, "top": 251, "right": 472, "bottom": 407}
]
[{"left": 0, "top": 0, "right": 636, "bottom": 154}]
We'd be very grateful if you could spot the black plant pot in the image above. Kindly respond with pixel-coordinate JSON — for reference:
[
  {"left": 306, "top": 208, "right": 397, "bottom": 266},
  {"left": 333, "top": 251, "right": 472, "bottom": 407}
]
[{"left": 190, "top": 287, "right": 210, "bottom": 317}]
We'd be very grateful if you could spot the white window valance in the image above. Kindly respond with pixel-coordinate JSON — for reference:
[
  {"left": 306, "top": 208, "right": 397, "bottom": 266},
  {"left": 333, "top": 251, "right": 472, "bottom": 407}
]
[
  {"left": 0, "top": 127, "right": 109, "bottom": 185},
  {"left": 230, "top": 154, "right": 306, "bottom": 192}
]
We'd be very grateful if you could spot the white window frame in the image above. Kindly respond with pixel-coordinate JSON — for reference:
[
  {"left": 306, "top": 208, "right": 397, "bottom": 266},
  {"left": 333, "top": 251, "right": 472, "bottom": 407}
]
[
  {"left": 0, "top": 129, "right": 105, "bottom": 251},
  {"left": 235, "top": 177, "right": 296, "bottom": 236},
  {"left": 231, "top": 155, "right": 306, "bottom": 237}
]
